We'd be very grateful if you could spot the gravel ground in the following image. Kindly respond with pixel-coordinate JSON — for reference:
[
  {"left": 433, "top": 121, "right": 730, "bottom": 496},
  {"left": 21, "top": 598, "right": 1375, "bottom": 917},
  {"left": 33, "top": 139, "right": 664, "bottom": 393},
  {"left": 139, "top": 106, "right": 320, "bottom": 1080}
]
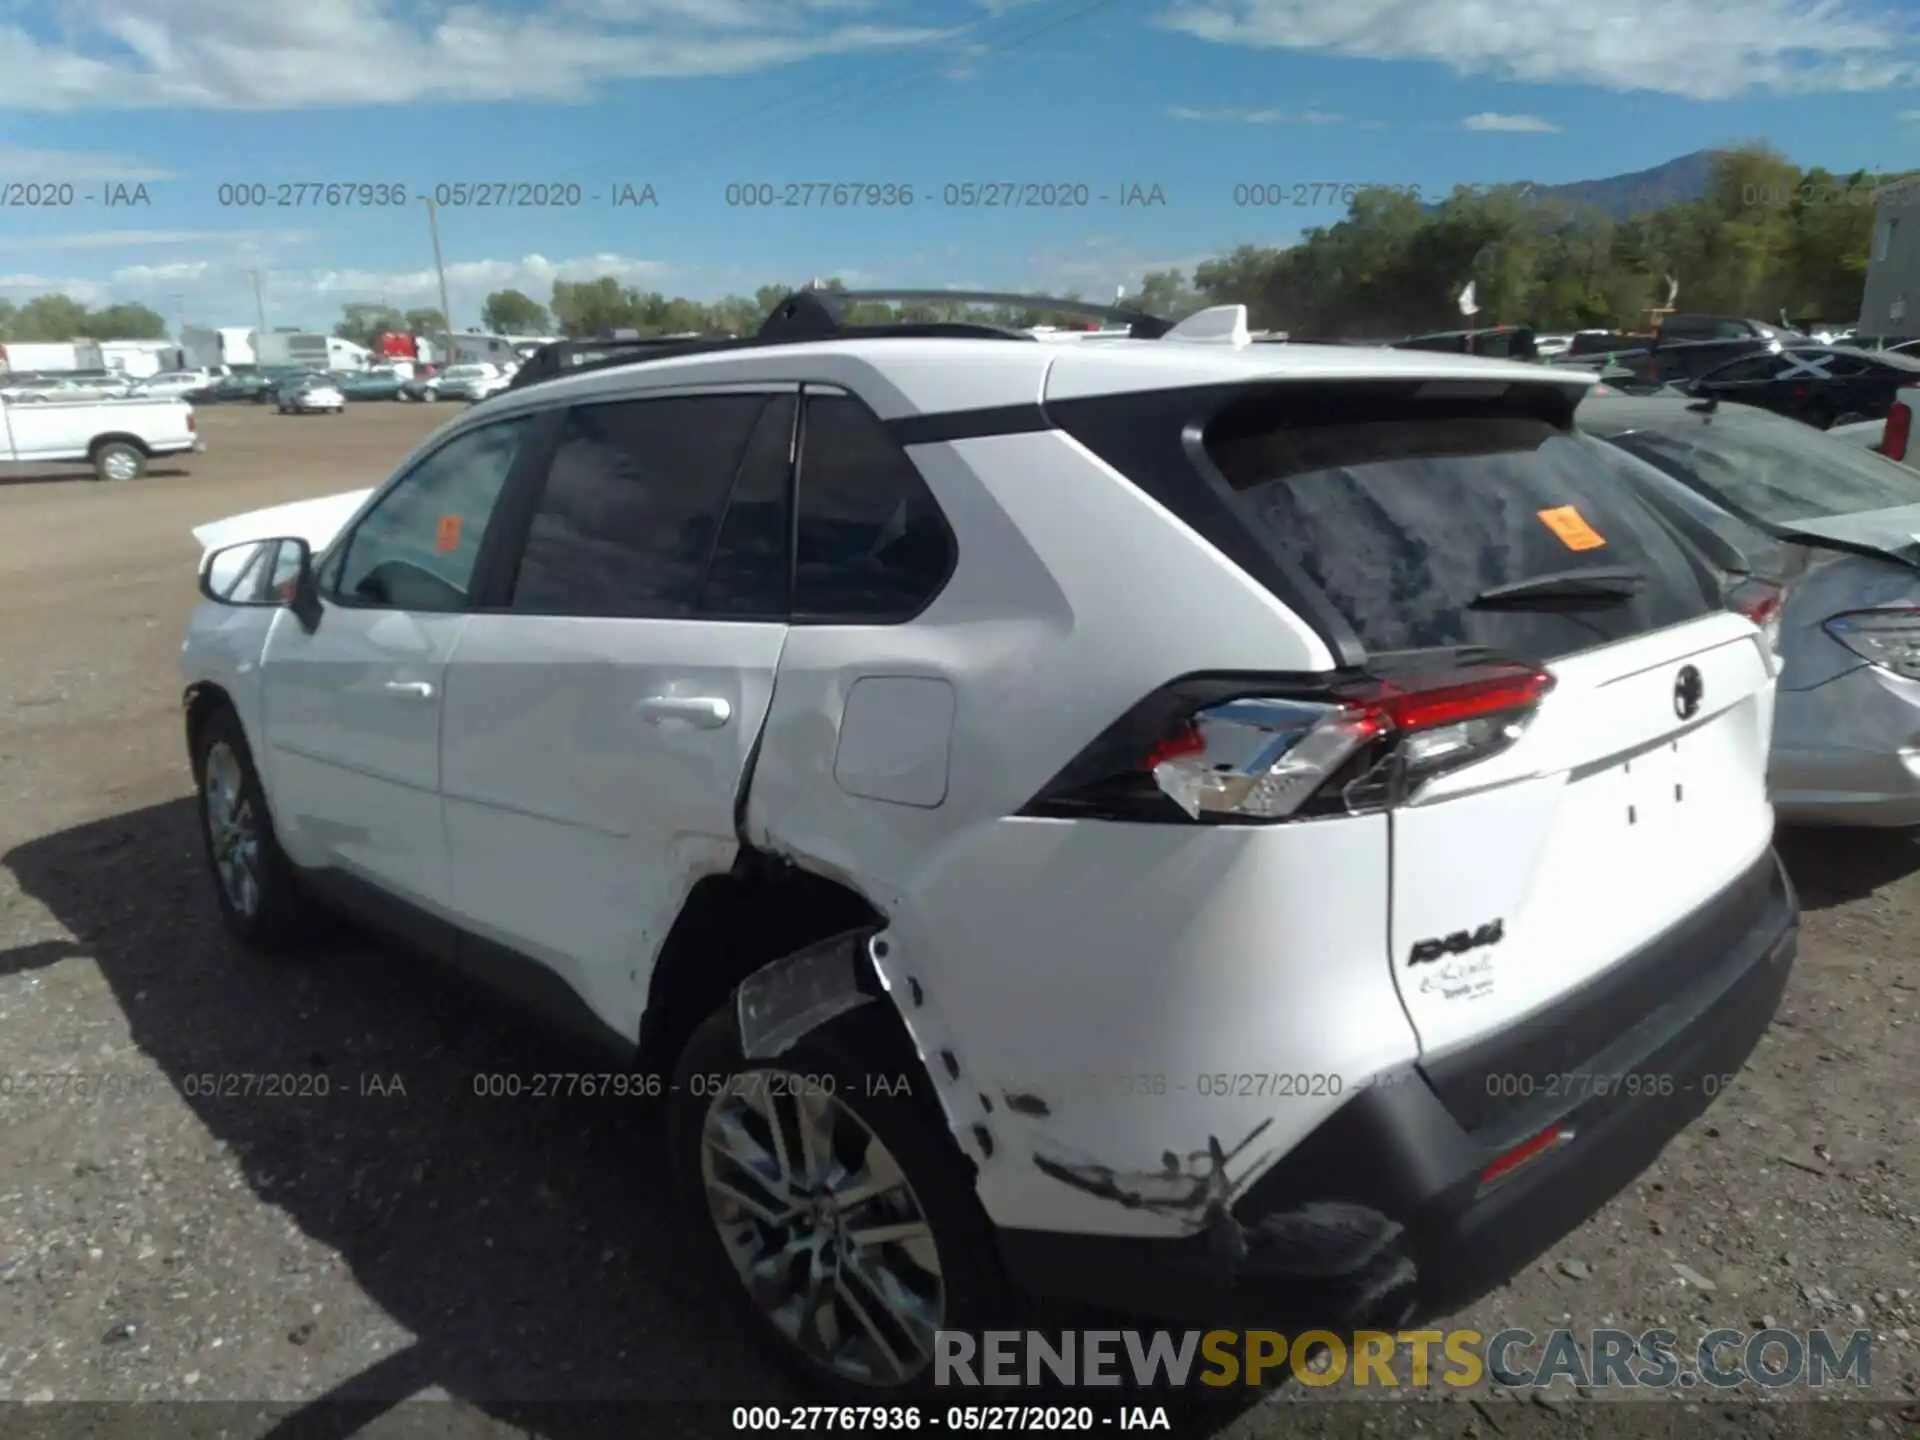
[{"left": 0, "top": 405, "right": 1915, "bottom": 1439}]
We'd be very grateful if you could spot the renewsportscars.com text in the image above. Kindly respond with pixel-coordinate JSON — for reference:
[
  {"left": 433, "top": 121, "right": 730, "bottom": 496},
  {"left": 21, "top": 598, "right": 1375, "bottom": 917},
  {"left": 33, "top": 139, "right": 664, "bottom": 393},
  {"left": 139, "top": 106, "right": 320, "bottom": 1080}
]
[{"left": 935, "top": 1327, "right": 1874, "bottom": 1390}]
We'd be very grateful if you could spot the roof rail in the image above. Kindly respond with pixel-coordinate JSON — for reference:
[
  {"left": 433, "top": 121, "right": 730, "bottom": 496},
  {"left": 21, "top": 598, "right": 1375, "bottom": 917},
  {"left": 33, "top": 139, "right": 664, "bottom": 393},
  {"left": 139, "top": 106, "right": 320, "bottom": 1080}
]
[{"left": 503, "top": 286, "right": 1179, "bottom": 395}]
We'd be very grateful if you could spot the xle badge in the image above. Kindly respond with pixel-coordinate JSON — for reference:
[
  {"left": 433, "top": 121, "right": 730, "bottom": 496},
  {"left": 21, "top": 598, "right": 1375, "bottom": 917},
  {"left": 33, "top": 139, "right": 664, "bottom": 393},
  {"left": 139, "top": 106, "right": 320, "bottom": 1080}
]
[{"left": 1408, "top": 919, "right": 1505, "bottom": 967}]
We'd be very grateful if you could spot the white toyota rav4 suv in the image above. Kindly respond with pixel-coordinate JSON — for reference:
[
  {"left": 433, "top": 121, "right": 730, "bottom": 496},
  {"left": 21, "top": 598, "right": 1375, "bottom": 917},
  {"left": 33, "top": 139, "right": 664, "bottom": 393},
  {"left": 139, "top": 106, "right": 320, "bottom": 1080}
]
[{"left": 181, "top": 290, "right": 1800, "bottom": 1396}]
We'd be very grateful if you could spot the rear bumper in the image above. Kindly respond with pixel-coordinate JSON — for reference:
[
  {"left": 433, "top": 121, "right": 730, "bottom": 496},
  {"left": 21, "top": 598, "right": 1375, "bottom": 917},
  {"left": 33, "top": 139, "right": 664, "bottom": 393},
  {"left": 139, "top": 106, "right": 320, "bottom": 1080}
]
[
  {"left": 1773, "top": 665, "right": 1920, "bottom": 826},
  {"left": 996, "top": 849, "right": 1798, "bottom": 1328}
]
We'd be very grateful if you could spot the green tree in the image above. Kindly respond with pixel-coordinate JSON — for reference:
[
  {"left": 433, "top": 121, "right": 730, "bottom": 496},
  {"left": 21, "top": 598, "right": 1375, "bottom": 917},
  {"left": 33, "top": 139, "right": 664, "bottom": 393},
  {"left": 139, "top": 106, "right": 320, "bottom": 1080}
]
[
  {"left": 79, "top": 302, "right": 168, "bottom": 340},
  {"left": 334, "top": 302, "right": 405, "bottom": 348},
  {"left": 481, "top": 289, "right": 550, "bottom": 335},
  {"left": 9, "top": 293, "right": 92, "bottom": 341}
]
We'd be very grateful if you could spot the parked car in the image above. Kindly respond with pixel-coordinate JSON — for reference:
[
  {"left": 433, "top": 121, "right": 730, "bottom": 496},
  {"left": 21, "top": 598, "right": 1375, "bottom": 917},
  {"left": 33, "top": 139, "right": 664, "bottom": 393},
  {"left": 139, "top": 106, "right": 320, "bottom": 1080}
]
[
  {"left": 253, "top": 367, "right": 320, "bottom": 404},
  {"left": 1658, "top": 314, "right": 1795, "bottom": 345},
  {"left": 276, "top": 373, "right": 346, "bottom": 415},
  {"left": 185, "top": 372, "right": 268, "bottom": 404},
  {"left": 1581, "top": 392, "right": 1920, "bottom": 824},
  {"left": 133, "top": 370, "right": 217, "bottom": 400},
  {"left": 334, "top": 370, "right": 407, "bottom": 401},
  {"left": 433, "top": 362, "right": 510, "bottom": 402},
  {"left": 397, "top": 369, "right": 446, "bottom": 402},
  {"left": 1685, "top": 345, "right": 1920, "bottom": 428},
  {"left": 1390, "top": 325, "right": 1537, "bottom": 359},
  {"left": 0, "top": 371, "right": 135, "bottom": 404},
  {"left": 178, "top": 291, "right": 1795, "bottom": 1397},
  {"left": 0, "top": 389, "right": 201, "bottom": 480}
]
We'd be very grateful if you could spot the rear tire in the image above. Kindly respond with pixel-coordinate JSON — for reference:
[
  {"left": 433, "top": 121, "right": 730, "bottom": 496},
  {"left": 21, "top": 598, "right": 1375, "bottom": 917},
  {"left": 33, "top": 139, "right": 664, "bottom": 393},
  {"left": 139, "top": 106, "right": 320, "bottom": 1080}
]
[
  {"left": 670, "top": 1001, "right": 1012, "bottom": 1400},
  {"left": 191, "top": 706, "right": 318, "bottom": 953},
  {"left": 91, "top": 442, "right": 145, "bottom": 482}
]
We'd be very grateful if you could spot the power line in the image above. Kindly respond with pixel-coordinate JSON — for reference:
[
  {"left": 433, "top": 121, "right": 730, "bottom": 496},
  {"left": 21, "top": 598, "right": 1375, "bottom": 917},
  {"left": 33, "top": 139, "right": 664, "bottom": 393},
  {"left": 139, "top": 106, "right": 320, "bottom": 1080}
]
[{"left": 633, "top": 0, "right": 1135, "bottom": 175}]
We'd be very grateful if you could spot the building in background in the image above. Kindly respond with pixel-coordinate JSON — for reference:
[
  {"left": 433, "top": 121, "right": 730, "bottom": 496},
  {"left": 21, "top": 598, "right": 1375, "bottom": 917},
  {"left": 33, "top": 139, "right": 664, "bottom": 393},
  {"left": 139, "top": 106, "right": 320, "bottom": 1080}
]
[
  {"left": 179, "top": 326, "right": 259, "bottom": 372},
  {"left": 1858, "top": 178, "right": 1920, "bottom": 342},
  {"left": 100, "top": 339, "right": 189, "bottom": 377},
  {"left": 0, "top": 339, "right": 106, "bottom": 373}
]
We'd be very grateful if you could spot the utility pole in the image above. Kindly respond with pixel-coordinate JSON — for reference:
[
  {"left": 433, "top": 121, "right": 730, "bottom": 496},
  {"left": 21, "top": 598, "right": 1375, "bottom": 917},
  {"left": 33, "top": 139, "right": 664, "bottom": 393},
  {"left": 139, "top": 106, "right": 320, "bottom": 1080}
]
[
  {"left": 424, "top": 197, "right": 454, "bottom": 358},
  {"left": 167, "top": 292, "right": 185, "bottom": 338},
  {"left": 247, "top": 270, "right": 267, "bottom": 333}
]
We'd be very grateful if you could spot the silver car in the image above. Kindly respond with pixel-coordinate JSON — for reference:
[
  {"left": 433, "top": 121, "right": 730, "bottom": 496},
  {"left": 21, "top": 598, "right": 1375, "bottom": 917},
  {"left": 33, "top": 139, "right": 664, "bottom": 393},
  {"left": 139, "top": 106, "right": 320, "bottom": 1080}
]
[
  {"left": 276, "top": 374, "right": 345, "bottom": 415},
  {"left": 1582, "top": 393, "right": 1920, "bottom": 825}
]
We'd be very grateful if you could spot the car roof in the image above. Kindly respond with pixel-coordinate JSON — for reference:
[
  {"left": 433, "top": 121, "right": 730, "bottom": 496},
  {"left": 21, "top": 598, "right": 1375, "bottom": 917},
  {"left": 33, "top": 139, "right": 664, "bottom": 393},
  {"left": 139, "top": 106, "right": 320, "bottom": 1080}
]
[{"left": 472, "top": 336, "right": 1593, "bottom": 422}]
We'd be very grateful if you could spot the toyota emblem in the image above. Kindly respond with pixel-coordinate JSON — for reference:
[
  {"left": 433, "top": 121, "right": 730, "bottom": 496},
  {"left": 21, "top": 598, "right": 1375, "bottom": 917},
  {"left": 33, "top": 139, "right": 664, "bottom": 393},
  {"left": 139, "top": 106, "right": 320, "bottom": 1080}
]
[{"left": 1673, "top": 664, "right": 1704, "bottom": 720}]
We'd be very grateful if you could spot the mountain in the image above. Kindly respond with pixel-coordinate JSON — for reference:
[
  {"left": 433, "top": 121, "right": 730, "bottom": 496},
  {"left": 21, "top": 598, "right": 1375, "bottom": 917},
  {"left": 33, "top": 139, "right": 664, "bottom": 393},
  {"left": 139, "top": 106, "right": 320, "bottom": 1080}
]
[
  {"left": 1427, "top": 150, "right": 1722, "bottom": 220},
  {"left": 1521, "top": 150, "right": 1720, "bottom": 219}
]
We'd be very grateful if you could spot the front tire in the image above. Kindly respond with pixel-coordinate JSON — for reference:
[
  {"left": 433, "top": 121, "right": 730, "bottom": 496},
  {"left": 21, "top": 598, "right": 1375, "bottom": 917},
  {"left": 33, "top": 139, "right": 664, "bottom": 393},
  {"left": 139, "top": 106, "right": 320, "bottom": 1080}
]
[
  {"left": 191, "top": 707, "right": 316, "bottom": 953},
  {"left": 670, "top": 1003, "right": 1011, "bottom": 1399}
]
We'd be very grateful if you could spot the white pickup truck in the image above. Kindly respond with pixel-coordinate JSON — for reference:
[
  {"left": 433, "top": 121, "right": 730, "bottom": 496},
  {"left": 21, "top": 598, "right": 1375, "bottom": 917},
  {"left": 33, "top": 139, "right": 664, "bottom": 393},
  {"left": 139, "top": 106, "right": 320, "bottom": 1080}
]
[
  {"left": 1829, "top": 385, "right": 1919, "bottom": 469},
  {"left": 0, "top": 392, "right": 203, "bottom": 481}
]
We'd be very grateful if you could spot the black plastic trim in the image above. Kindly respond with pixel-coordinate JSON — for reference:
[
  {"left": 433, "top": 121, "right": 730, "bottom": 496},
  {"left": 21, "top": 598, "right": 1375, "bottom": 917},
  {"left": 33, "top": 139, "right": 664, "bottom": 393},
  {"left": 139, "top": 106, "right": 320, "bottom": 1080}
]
[{"left": 885, "top": 403, "right": 1051, "bottom": 447}]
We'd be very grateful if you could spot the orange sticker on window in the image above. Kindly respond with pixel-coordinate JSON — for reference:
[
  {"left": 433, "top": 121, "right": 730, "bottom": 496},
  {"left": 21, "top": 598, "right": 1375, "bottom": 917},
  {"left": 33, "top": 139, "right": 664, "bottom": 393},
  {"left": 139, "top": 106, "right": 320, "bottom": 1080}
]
[
  {"left": 434, "top": 514, "right": 462, "bottom": 553},
  {"left": 1536, "top": 505, "right": 1606, "bottom": 551}
]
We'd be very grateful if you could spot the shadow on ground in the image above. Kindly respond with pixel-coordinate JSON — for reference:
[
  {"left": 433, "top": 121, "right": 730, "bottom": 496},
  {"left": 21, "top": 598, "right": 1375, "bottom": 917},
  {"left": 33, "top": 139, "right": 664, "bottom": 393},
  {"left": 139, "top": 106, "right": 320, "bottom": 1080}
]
[
  {"left": 2, "top": 800, "right": 1256, "bottom": 1439},
  {"left": 0, "top": 465, "right": 192, "bottom": 489},
  {"left": 2, "top": 798, "right": 783, "bottom": 1438},
  {"left": 1774, "top": 824, "right": 1920, "bottom": 911}
]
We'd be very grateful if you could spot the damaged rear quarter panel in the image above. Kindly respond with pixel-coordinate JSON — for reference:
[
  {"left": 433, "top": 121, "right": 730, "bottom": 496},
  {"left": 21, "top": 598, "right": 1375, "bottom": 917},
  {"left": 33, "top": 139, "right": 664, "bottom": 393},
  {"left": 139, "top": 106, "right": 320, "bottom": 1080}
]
[{"left": 743, "top": 429, "right": 1421, "bottom": 1239}]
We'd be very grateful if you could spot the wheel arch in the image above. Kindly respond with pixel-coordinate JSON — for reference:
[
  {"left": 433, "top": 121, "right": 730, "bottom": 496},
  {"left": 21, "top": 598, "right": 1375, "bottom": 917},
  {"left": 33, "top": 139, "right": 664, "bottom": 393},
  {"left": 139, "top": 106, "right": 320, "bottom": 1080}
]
[{"left": 88, "top": 431, "right": 153, "bottom": 459}]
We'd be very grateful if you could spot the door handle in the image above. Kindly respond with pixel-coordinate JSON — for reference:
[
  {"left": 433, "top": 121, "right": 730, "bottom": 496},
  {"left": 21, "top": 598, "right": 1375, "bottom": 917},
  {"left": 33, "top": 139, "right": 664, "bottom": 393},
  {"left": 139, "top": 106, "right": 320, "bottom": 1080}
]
[
  {"left": 636, "top": 695, "right": 731, "bottom": 728},
  {"left": 384, "top": 680, "right": 436, "bottom": 700}
]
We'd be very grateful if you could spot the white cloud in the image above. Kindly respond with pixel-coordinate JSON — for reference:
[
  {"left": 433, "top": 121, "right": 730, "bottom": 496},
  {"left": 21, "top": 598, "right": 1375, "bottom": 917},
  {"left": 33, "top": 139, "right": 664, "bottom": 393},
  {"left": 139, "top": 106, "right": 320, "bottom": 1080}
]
[
  {"left": 1154, "top": 0, "right": 1919, "bottom": 99},
  {"left": 1169, "top": 105, "right": 1343, "bottom": 123},
  {"left": 1462, "top": 112, "right": 1560, "bottom": 132},
  {"left": 0, "top": 144, "right": 174, "bottom": 181},
  {"left": 1902, "top": 108, "right": 1920, "bottom": 120},
  {"left": 0, "top": 0, "right": 958, "bottom": 109},
  {"left": 0, "top": 228, "right": 311, "bottom": 253}
]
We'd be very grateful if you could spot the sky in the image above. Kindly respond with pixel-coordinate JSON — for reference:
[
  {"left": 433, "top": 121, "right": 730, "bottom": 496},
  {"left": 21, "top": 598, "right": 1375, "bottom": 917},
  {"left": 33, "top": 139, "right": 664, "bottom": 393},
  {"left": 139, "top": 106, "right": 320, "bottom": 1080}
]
[{"left": 0, "top": 0, "right": 1917, "bottom": 333}]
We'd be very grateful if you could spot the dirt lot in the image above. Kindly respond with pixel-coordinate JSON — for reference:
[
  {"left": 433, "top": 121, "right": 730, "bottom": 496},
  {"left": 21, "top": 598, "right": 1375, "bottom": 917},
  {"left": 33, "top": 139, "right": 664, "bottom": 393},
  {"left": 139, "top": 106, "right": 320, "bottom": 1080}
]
[{"left": 0, "top": 404, "right": 1916, "bottom": 1438}]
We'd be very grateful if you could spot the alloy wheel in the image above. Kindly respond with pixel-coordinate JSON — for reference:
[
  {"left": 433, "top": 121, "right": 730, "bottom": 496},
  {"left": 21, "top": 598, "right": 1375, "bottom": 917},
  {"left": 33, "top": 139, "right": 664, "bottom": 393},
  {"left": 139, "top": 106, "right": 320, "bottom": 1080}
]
[
  {"left": 202, "top": 741, "right": 262, "bottom": 918},
  {"left": 700, "top": 1075, "right": 944, "bottom": 1386}
]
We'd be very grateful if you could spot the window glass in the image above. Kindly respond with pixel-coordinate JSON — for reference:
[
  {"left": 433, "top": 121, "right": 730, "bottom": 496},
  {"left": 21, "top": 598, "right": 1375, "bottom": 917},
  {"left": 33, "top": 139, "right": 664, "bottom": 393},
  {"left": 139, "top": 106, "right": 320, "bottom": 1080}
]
[
  {"left": 510, "top": 394, "right": 769, "bottom": 617},
  {"left": 1203, "top": 395, "right": 1717, "bottom": 661},
  {"left": 1697, "top": 353, "right": 1781, "bottom": 383},
  {"left": 697, "top": 395, "right": 795, "bottom": 617},
  {"left": 332, "top": 416, "right": 531, "bottom": 611},
  {"left": 1605, "top": 410, "right": 1920, "bottom": 525},
  {"left": 794, "top": 394, "right": 955, "bottom": 619}
]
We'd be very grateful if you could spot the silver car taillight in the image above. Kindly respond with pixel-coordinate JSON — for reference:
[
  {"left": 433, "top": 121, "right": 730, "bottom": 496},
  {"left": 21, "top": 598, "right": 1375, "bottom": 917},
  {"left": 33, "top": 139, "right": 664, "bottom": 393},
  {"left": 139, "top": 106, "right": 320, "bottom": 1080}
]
[{"left": 1824, "top": 607, "right": 1920, "bottom": 681}]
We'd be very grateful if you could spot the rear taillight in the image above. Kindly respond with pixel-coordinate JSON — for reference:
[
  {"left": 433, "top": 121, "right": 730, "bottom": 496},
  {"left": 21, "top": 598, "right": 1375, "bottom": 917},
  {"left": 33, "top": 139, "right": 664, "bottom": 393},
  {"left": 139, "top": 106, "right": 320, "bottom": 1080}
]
[
  {"left": 1021, "top": 661, "right": 1555, "bottom": 824},
  {"left": 1885, "top": 401, "right": 1912, "bottom": 461},
  {"left": 1824, "top": 607, "right": 1920, "bottom": 680},
  {"left": 186, "top": 410, "right": 196, "bottom": 432},
  {"left": 1727, "top": 576, "right": 1785, "bottom": 662}
]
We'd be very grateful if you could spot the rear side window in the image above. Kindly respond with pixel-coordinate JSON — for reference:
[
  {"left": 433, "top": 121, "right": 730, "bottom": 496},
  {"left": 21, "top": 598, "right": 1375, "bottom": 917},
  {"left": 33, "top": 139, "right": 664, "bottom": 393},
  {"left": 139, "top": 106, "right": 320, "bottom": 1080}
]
[
  {"left": 1204, "top": 394, "right": 1720, "bottom": 660},
  {"left": 794, "top": 393, "right": 955, "bottom": 620}
]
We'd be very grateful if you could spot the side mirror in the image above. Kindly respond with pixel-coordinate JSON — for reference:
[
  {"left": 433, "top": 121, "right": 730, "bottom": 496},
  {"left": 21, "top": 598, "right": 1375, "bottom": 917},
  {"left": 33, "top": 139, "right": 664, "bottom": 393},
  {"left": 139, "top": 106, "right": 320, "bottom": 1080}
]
[{"left": 199, "top": 536, "right": 321, "bottom": 631}]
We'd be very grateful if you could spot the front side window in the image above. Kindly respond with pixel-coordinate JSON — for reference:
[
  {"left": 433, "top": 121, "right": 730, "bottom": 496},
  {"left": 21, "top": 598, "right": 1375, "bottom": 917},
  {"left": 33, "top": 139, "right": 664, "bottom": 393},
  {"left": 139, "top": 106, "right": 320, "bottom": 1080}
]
[{"left": 329, "top": 416, "right": 533, "bottom": 612}]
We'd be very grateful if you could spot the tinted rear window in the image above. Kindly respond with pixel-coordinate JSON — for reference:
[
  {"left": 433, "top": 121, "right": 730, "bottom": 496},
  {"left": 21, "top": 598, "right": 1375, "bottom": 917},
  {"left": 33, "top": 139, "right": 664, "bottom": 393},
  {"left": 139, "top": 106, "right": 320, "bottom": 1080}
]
[{"left": 1204, "top": 398, "right": 1720, "bottom": 661}]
